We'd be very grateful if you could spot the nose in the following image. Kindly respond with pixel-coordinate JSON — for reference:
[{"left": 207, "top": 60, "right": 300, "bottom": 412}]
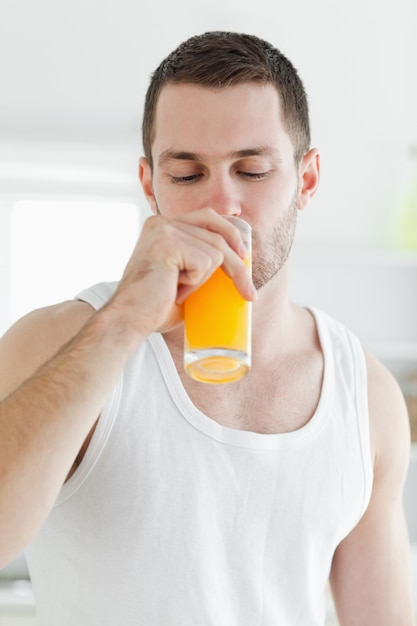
[{"left": 204, "top": 173, "right": 241, "bottom": 217}]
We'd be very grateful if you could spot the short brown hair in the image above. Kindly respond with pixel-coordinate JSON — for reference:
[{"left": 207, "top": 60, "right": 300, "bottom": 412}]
[{"left": 142, "top": 31, "right": 311, "bottom": 169}]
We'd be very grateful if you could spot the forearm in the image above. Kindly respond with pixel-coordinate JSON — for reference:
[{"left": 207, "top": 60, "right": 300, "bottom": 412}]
[{"left": 0, "top": 305, "right": 143, "bottom": 566}]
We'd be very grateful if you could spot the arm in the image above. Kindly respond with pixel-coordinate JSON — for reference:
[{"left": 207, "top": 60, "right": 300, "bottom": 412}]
[
  {"left": 0, "top": 209, "right": 255, "bottom": 567},
  {"left": 0, "top": 299, "right": 138, "bottom": 567},
  {"left": 330, "top": 351, "right": 416, "bottom": 625}
]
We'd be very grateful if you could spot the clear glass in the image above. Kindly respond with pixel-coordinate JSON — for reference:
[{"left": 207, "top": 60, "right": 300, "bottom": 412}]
[{"left": 184, "top": 216, "right": 252, "bottom": 384}]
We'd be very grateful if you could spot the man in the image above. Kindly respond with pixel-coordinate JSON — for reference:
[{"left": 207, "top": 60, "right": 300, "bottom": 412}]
[{"left": 0, "top": 31, "right": 414, "bottom": 625}]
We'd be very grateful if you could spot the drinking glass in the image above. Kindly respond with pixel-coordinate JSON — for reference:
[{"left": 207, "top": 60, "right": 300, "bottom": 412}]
[{"left": 184, "top": 216, "right": 252, "bottom": 383}]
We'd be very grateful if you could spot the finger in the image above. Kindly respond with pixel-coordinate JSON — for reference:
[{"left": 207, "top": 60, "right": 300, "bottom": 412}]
[
  {"left": 166, "top": 217, "right": 251, "bottom": 277},
  {"left": 165, "top": 217, "right": 256, "bottom": 304},
  {"left": 175, "top": 209, "right": 248, "bottom": 259},
  {"left": 174, "top": 248, "right": 256, "bottom": 305},
  {"left": 126, "top": 213, "right": 256, "bottom": 310}
]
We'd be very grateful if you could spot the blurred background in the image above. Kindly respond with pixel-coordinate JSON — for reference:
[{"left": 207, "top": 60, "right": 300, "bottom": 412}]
[{"left": 0, "top": 0, "right": 416, "bottom": 623}]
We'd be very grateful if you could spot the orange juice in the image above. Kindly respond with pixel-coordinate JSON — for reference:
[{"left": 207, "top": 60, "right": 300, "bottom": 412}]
[{"left": 184, "top": 257, "right": 251, "bottom": 383}]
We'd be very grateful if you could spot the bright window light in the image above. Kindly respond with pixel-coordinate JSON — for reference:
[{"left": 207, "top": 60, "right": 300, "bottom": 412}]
[{"left": 11, "top": 200, "right": 140, "bottom": 322}]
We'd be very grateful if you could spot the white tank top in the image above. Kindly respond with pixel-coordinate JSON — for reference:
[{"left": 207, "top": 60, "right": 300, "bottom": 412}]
[{"left": 25, "top": 281, "right": 373, "bottom": 626}]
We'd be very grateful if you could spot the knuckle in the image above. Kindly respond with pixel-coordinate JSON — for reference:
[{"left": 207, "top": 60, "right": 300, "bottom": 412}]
[
  {"left": 213, "top": 249, "right": 224, "bottom": 266},
  {"left": 210, "top": 231, "right": 224, "bottom": 248}
]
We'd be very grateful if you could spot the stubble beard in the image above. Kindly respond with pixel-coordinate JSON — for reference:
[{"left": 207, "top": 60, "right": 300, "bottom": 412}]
[{"left": 251, "top": 193, "right": 298, "bottom": 291}]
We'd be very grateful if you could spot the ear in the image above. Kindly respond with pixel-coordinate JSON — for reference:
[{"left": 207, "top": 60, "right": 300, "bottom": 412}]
[
  {"left": 139, "top": 157, "right": 158, "bottom": 214},
  {"left": 297, "top": 148, "right": 320, "bottom": 211}
]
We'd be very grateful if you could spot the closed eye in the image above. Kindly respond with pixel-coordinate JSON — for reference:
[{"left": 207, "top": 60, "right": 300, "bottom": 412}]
[
  {"left": 170, "top": 173, "right": 202, "bottom": 184},
  {"left": 238, "top": 171, "right": 269, "bottom": 180}
]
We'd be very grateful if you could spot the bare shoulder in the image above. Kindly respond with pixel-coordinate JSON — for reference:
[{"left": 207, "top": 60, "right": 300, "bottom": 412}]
[
  {"left": 0, "top": 300, "right": 96, "bottom": 401},
  {"left": 365, "top": 349, "right": 410, "bottom": 485}
]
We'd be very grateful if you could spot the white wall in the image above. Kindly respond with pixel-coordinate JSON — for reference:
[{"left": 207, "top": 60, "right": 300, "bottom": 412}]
[{"left": 1, "top": 0, "right": 416, "bottom": 248}]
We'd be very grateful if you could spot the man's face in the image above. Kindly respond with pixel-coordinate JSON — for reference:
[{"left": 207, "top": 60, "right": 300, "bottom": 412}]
[{"left": 141, "top": 82, "right": 309, "bottom": 290}]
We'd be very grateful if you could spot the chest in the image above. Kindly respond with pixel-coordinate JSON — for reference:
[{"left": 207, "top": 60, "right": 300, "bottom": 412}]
[{"left": 179, "top": 350, "right": 324, "bottom": 435}]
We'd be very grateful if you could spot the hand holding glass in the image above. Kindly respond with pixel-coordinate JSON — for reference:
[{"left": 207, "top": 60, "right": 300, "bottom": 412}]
[{"left": 184, "top": 216, "right": 252, "bottom": 384}]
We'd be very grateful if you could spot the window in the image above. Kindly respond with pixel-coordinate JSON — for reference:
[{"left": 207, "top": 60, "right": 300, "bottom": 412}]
[{"left": 10, "top": 200, "right": 140, "bottom": 322}]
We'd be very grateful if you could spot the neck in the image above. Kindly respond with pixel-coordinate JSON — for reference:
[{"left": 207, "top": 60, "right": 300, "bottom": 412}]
[{"left": 250, "top": 260, "right": 296, "bottom": 363}]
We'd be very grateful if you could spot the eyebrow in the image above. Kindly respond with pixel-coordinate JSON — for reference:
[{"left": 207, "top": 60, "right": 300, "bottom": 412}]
[{"left": 158, "top": 146, "right": 281, "bottom": 166}]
